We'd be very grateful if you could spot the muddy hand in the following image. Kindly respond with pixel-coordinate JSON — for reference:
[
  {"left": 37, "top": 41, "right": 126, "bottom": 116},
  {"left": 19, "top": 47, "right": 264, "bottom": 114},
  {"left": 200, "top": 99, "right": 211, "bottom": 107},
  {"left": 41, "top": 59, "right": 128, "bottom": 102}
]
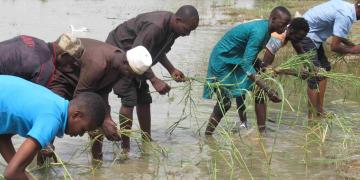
[
  {"left": 37, "top": 144, "right": 57, "bottom": 166},
  {"left": 152, "top": 78, "right": 171, "bottom": 95},
  {"left": 170, "top": 69, "right": 186, "bottom": 82},
  {"left": 266, "top": 88, "right": 282, "bottom": 103},
  {"left": 299, "top": 70, "right": 310, "bottom": 80},
  {"left": 25, "top": 172, "right": 35, "bottom": 180},
  {"left": 102, "top": 119, "right": 120, "bottom": 141}
]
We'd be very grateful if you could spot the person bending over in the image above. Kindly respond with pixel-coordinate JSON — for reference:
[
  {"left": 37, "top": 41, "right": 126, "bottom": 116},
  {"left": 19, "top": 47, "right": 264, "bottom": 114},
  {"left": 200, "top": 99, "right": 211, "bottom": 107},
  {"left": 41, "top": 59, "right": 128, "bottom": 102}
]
[{"left": 0, "top": 75, "right": 106, "bottom": 180}]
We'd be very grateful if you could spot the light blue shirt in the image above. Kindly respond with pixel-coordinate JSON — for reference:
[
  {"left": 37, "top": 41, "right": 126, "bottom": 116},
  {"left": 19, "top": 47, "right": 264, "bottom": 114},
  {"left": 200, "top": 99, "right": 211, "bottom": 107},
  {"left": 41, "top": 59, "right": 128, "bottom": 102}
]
[
  {"left": 0, "top": 75, "right": 69, "bottom": 148},
  {"left": 304, "top": 0, "right": 356, "bottom": 47}
]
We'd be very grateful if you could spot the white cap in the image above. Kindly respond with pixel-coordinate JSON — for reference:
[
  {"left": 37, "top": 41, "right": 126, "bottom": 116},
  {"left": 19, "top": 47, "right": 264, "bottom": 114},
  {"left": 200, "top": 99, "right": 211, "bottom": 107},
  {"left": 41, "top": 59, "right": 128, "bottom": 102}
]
[
  {"left": 126, "top": 46, "right": 152, "bottom": 75},
  {"left": 56, "top": 33, "right": 84, "bottom": 59}
]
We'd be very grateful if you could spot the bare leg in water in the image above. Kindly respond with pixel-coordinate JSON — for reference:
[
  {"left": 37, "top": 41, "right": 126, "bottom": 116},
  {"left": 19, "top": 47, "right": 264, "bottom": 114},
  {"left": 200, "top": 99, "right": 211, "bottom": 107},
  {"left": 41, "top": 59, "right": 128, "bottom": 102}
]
[
  {"left": 119, "top": 105, "right": 134, "bottom": 153},
  {"left": 89, "top": 131, "right": 104, "bottom": 160},
  {"left": 236, "top": 95, "right": 247, "bottom": 126},
  {"left": 317, "top": 79, "right": 327, "bottom": 116},
  {"left": 255, "top": 92, "right": 266, "bottom": 132},
  {"left": 205, "top": 95, "right": 232, "bottom": 135},
  {"left": 307, "top": 86, "right": 318, "bottom": 120},
  {"left": 136, "top": 104, "right": 152, "bottom": 141}
]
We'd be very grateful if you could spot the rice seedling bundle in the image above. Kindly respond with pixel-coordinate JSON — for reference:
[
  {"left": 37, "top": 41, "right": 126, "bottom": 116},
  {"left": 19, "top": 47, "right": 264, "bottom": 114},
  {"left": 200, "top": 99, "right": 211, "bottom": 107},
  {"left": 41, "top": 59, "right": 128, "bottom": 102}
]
[{"left": 316, "top": 70, "right": 360, "bottom": 89}]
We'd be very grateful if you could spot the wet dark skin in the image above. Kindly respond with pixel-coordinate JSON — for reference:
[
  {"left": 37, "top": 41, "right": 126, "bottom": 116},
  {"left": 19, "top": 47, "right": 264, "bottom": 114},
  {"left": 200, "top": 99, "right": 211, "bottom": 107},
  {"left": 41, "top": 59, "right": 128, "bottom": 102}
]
[
  {"left": 205, "top": 9, "right": 290, "bottom": 135},
  {"left": 0, "top": 101, "right": 99, "bottom": 180},
  {"left": 119, "top": 13, "right": 199, "bottom": 153}
]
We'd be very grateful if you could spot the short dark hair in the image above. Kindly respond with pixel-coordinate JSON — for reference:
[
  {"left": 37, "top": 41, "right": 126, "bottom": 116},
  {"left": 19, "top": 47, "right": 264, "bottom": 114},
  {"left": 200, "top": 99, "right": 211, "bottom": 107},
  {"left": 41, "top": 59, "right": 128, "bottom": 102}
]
[
  {"left": 289, "top": 17, "right": 309, "bottom": 34},
  {"left": 270, "top": 6, "right": 291, "bottom": 18},
  {"left": 72, "top": 92, "right": 107, "bottom": 127},
  {"left": 175, "top": 5, "right": 199, "bottom": 22}
]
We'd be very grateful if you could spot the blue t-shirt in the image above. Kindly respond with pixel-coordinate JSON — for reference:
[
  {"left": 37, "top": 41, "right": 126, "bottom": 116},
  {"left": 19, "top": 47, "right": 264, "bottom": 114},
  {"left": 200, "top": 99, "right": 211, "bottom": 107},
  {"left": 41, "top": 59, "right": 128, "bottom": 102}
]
[
  {"left": 304, "top": 0, "right": 356, "bottom": 48},
  {"left": 0, "top": 75, "right": 69, "bottom": 148}
]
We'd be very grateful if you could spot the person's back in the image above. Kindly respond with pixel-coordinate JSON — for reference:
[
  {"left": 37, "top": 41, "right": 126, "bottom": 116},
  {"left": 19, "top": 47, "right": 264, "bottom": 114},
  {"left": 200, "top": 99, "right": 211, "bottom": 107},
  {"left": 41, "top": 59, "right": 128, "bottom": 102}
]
[
  {"left": 104, "top": 5, "right": 199, "bottom": 155},
  {"left": 304, "top": 0, "right": 356, "bottom": 45},
  {"left": 0, "top": 75, "right": 68, "bottom": 148},
  {"left": 50, "top": 38, "right": 124, "bottom": 99},
  {"left": 0, "top": 35, "right": 54, "bottom": 86},
  {"left": 0, "top": 75, "right": 108, "bottom": 179},
  {"left": 212, "top": 19, "right": 270, "bottom": 65},
  {"left": 106, "top": 11, "right": 175, "bottom": 62}
]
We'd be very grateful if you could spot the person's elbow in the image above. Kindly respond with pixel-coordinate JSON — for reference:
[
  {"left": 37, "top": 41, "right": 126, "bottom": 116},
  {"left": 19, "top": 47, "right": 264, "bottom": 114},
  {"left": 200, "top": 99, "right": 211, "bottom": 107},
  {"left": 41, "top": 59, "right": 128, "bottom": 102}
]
[{"left": 330, "top": 43, "right": 340, "bottom": 53}]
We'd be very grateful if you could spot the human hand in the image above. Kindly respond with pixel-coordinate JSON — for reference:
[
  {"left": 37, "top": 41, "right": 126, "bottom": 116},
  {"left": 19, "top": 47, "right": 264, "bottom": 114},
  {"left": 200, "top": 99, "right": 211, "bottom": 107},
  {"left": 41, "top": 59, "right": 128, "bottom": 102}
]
[
  {"left": 37, "top": 144, "right": 57, "bottom": 166},
  {"left": 25, "top": 172, "right": 35, "bottom": 180},
  {"left": 299, "top": 70, "right": 310, "bottom": 80},
  {"left": 170, "top": 68, "right": 186, "bottom": 82},
  {"left": 102, "top": 119, "right": 120, "bottom": 141},
  {"left": 264, "top": 87, "right": 282, "bottom": 103},
  {"left": 150, "top": 78, "right": 171, "bottom": 95}
]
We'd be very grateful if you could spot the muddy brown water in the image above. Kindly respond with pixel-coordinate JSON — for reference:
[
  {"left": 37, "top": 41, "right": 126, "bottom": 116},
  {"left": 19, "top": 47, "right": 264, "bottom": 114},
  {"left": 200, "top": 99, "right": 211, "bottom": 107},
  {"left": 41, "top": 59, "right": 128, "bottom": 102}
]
[{"left": 1, "top": 0, "right": 360, "bottom": 179}]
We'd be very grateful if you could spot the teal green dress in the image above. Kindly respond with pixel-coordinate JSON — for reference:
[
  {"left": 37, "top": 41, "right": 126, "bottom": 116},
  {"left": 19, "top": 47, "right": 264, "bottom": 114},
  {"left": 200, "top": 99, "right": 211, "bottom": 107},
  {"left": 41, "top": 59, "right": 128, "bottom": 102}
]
[{"left": 203, "top": 19, "right": 270, "bottom": 99}]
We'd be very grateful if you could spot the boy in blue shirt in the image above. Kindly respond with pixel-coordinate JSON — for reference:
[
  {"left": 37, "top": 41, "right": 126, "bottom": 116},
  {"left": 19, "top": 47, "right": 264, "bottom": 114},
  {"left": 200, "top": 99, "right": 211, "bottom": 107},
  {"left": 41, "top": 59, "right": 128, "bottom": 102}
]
[
  {"left": 0, "top": 75, "right": 107, "bottom": 179},
  {"left": 300, "top": 0, "right": 360, "bottom": 119}
]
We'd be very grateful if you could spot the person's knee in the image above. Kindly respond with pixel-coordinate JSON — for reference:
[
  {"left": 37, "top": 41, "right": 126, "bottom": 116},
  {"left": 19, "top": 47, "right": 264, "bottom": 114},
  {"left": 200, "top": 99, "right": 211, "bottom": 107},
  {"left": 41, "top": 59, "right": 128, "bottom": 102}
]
[
  {"left": 222, "top": 97, "right": 232, "bottom": 111},
  {"left": 120, "top": 105, "right": 135, "bottom": 114},
  {"left": 307, "top": 77, "right": 319, "bottom": 90},
  {"left": 254, "top": 94, "right": 266, "bottom": 104},
  {"left": 236, "top": 96, "right": 246, "bottom": 111}
]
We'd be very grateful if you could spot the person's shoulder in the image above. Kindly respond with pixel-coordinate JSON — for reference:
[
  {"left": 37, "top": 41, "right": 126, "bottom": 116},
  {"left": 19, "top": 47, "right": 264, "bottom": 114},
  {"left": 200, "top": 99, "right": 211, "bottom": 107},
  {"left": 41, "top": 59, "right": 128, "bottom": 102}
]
[
  {"left": 245, "top": 19, "right": 268, "bottom": 29},
  {"left": 80, "top": 38, "right": 119, "bottom": 51},
  {"left": 250, "top": 19, "right": 269, "bottom": 34},
  {"left": 137, "top": 11, "right": 172, "bottom": 22},
  {"left": 336, "top": 0, "right": 355, "bottom": 17},
  {"left": 143, "top": 11, "right": 172, "bottom": 16},
  {"left": 138, "top": 11, "right": 172, "bottom": 28},
  {"left": 80, "top": 38, "right": 104, "bottom": 45},
  {"left": 232, "top": 19, "right": 266, "bottom": 29}
]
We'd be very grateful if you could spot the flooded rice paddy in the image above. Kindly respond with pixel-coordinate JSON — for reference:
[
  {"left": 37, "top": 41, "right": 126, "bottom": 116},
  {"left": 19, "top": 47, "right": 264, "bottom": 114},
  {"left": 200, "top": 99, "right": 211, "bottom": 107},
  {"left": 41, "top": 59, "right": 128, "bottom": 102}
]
[{"left": 1, "top": 0, "right": 360, "bottom": 179}]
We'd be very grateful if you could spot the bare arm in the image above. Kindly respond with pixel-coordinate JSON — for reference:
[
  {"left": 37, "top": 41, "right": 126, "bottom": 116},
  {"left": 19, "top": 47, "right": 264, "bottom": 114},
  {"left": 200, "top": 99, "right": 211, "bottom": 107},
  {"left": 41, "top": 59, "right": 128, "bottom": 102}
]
[
  {"left": 159, "top": 55, "right": 175, "bottom": 73},
  {"left": 4, "top": 137, "right": 40, "bottom": 180},
  {"left": 291, "top": 41, "right": 305, "bottom": 54},
  {"left": 247, "top": 73, "right": 281, "bottom": 103},
  {"left": 262, "top": 49, "right": 275, "bottom": 67},
  {"left": 330, "top": 36, "right": 360, "bottom": 54},
  {"left": 159, "top": 55, "right": 185, "bottom": 82},
  {"left": 143, "top": 68, "right": 171, "bottom": 94},
  {"left": 340, "top": 38, "right": 355, "bottom": 47},
  {"left": 0, "top": 135, "right": 16, "bottom": 163}
]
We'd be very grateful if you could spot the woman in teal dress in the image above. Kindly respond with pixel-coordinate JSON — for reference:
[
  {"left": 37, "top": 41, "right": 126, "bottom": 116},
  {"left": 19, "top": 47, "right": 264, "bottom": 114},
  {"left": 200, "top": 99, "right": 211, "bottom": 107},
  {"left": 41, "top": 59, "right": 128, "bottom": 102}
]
[{"left": 204, "top": 6, "right": 291, "bottom": 134}]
